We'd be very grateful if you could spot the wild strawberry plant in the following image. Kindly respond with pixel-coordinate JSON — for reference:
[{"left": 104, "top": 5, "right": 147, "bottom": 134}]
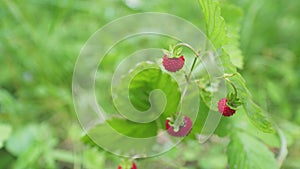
[{"left": 81, "top": 0, "right": 286, "bottom": 168}]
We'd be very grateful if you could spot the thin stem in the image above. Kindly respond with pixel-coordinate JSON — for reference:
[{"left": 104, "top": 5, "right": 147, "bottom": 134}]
[
  {"left": 171, "top": 42, "right": 202, "bottom": 129},
  {"left": 172, "top": 42, "right": 201, "bottom": 81},
  {"left": 187, "top": 57, "right": 198, "bottom": 80},
  {"left": 173, "top": 43, "right": 200, "bottom": 58},
  {"left": 174, "top": 84, "right": 188, "bottom": 129},
  {"left": 225, "top": 78, "right": 238, "bottom": 97},
  {"left": 276, "top": 126, "right": 288, "bottom": 168}
]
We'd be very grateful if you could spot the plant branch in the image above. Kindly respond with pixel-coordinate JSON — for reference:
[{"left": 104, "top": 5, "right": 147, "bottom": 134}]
[{"left": 276, "top": 126, "right": 288, "bottom": 168}]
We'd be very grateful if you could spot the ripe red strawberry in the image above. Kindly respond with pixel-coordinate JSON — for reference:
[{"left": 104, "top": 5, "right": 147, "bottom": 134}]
[
  {"left": 118, "top": 162, "right": 137, "bottom": 169},
  {"left": 218, "top": 98, "right": 236, "bottom": 116},
  {"left": 162, "top": 55, "right": 185, "bottom": 72},
  {"left": 167, "top": 116, "right": 192, "bottom": 137},
  {"left": 131, "top": 162, "right": 137, "bottom": 169},
  {"left": 166, "top": 119, "right": 171, "bottom": 129}
]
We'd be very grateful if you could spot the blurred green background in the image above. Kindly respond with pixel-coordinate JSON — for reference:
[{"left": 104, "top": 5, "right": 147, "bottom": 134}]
[{"left": 0, "top": 0, "right": 299, "bottom": 168}]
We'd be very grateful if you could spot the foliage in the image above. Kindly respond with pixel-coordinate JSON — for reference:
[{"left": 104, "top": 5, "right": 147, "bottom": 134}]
[{"left": 0, "top": 0, "right": 299, "bottom": 169}]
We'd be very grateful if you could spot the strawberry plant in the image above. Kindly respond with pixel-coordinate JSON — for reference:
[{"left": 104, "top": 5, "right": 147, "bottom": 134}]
[
  {"left": 74, "top": 0, "right": 293, "bottom": 168},
  {"left": 1, "top": 0, "right": 299, "bottom": 168},
  {"left": 77, "top": 0, "right": 288, "bottom": 168}
]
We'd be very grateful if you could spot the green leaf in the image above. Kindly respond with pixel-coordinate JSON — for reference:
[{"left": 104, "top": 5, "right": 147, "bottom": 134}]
[
  {"left": 0, "top": 149, "right": 15, "bottom": 169},
  {"left": 81, "top": 119, "right": 160, "bottom": 156},
  {"left": 199, "top": 0, "right": 228, "bottom": 49},
  {"left": 129, "top": 67, "right": 180, "bottom": 114},
  {"left": 83, "top": 62, "right": 183, "bottom": 156},
  {"left": 199, "top": 0, "right": 244, "bottom": 68},
  {"left": 0, "top": 123, "right": 12, "bottom": 149},
  {"left": 227, "top": 132, "right": 278, "bottom": 169},
  {"left": 113, "top": 62, "right": 181, "bottom": 124},
  {"left": 232, "top": 108, "right": 280, "bottom": 148},
  {"left": 198, "top": 0, "right": 273, "bottom": 133},
  {"left": 243, "top": 99, "right": 274, "bottom": 133},
  {"left": 199, "top": 0, "right": 243, "bottom": 69},
  {"left": 229, "top": 74, "right": 274, "bottom": 133},
  {"left": 221, "top": 3, "right": 244, "bottom": 69},
  {"left": 107, "top": 118, "right": 158, "bottom": 138}
]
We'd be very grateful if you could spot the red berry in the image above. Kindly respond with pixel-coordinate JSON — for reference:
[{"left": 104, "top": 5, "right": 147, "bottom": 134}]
[
  {"left": 162, "top": 55, "right": 185, "bottom": 72},
  {"left": 118, "top": 162, "right": 137, "bottom": 169},
  {"left": 131, "top": 162, "right": 137, "bottom": 169},
  {"left": 218, "top": 98, "right": 236, "bottom": 116},
  {"left": 166, "top": 119, "right": 171, "bottom": 129},
  {"left": 167, "top": 116, "right": 192, "bottom": 137}
]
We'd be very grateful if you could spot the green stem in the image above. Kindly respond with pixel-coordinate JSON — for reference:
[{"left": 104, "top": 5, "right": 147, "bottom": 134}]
[
  {"left": 187, "top": 57, "right": 198, "bottom": 80},
  {"left": 172, "top": 43, "right": 200, "bottom": 58},
  {"left": 174, "top": 84, "right": 188, "bottom": 130},
  {"left": 276, "top": 127, "right": 288, "bottom": 168},
  {"left": 225, "top": 78, "right": 238, "bottom": 98},
  {"left": 171, "top": 43, "right": 201, "bottom": 129},
  {"left": 172, "top": 42, "right": 201, "bottom": 81}
]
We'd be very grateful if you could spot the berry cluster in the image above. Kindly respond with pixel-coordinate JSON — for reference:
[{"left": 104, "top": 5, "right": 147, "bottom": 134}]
[{"left": 117, "top": 43, "right": 243, "bottom": 168}]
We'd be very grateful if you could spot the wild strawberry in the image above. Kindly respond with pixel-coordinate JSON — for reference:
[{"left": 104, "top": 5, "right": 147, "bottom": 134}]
[
  {"left": 131, "top": 162, "right": 137, "bottom": 169},
  {"left": 167, "top": 116, "right": 192, "bottom": 137},
  {"left": 118, "top": 162, "right": 137, "bottom": 169},
  {"left": 162, "top": 55, "right": 185, "bottom": 72},
  {"left": 166, "top": 118, "right": 171, "bottom": 129},
  {"left": 218, "top": 98, "right": 236, "bottom": 116}
]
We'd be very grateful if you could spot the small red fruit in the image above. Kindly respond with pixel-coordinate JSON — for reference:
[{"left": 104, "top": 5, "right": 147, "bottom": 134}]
[
  {"left": 167, "top": 116, "right": 192, "bottom": 137},
  {"left": 218, "top": 98, "right": 236, "bottom": 116},
  {"left": 131, "top": 162, "right": 137, "bottom": 169},
  {"left": 118, "top": 162, "right": 137, "bottom": 169},
  {"left": 166, "top": 119, "right": 171, "bottom": 129},
  {"left": 162, "top": 55, "right": 185, "bottom": 72}
]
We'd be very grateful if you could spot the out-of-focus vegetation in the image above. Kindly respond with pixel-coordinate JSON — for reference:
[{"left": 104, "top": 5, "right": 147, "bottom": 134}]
[{"left": 0, "top": 0, "right": 299, "bottom": 168}]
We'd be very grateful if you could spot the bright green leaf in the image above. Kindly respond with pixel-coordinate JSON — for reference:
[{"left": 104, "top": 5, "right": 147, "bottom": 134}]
[
  {"left": 199, "top": 0, "right": 244, "bottom": 68},
  {"left": 221, "top": 3, "right": 244, "bottom": 69},
  {"left": 232, "top": 108, "right": 280, "bottom": 148},
  {"left": 107, "top": 118, "right": 158, "bottom": 138},
  {"left": 199, "top": 0, "right": 228, "bottom": 49},
  {"left": 129, "top": 67, "right": 180, "bottom": 115},
  {"left": 228, "top": 74, "right": 274, "bottom": 133},
  {"left": 113, "top": 62, "right": 181, "bottom": 124},
  {"left": 243, "top": 98, "right": 274, "bottom": 133},
  {"left": 81, "top": 120, "right": 160, "bottom": 156},
  {"left": 227, "top": 132, "right": 278, "bottom": 169}
]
